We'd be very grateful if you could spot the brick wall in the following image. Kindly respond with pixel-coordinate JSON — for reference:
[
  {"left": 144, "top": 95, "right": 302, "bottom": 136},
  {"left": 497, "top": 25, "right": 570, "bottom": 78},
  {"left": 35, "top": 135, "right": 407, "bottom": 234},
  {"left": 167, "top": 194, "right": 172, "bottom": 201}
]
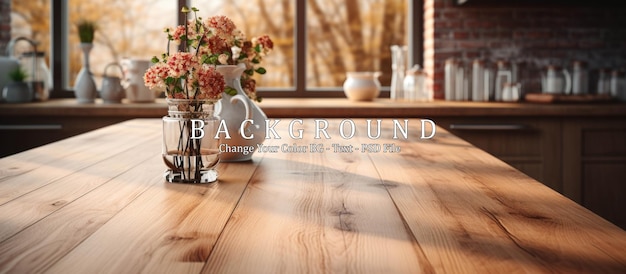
[
  {"left": 0, "top": 0, "right": 10, "bottom": 54},
  {"left": 0, "top": 0, "right": 10, "bottom": 55},
  {"left": 424, "top": 0, "right": 626, "bottom": 99}
]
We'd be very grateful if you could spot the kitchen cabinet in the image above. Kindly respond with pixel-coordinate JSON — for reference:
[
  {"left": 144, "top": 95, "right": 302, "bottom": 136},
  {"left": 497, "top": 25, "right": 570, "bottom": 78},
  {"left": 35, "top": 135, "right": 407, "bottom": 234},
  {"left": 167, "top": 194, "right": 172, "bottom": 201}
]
[
  {"left": 0, "top": 116, "right": 129, "bottom": 157},
  {"left": 562, "top": 119, "right": 626, "bottom": 228},
  {"left": 0, "top": 100, "right": 166, "bottom": 157}
]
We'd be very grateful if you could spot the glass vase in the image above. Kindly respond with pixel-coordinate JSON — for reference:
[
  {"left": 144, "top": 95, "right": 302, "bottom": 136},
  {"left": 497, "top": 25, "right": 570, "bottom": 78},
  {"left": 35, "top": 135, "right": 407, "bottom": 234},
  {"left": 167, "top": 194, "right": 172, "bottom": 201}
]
[{"left": 163, "top": 99, "right": 221, "bottom": 183}]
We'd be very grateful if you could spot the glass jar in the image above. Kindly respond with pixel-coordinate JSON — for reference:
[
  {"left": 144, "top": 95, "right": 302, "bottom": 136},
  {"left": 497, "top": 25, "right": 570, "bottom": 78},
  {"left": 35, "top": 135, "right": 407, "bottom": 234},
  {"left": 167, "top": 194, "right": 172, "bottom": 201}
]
[
  {"left": 163, "top": 99, "right": 221, "bottom": 183},
  {"left": 20, "top": 51, "right": 51, "bottom": 101},
  {"left": 403, "top": 65, "right": 431, "bottom": 102},
  {"left": 495, "top": 60, "right": 512, "bottom": 101}
]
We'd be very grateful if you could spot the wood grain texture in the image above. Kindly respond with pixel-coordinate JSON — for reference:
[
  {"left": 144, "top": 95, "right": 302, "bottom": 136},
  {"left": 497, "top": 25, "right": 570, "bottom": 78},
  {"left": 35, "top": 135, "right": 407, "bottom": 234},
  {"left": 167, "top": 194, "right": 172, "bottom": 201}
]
[
  {"left": 368, "top": 122, "right": 626, "bottom": 273},
  {"left": 44, "top": 161, "right": 259, "bottom": 274},
  {"left": 203, "top": 122, "right": 427, "bottom": 273},
  {"left": 0, "top": 118, "right": 624, "bottom": 273},
  {"left": 436, "top": 117, "right": 563, "bottom": 193}
]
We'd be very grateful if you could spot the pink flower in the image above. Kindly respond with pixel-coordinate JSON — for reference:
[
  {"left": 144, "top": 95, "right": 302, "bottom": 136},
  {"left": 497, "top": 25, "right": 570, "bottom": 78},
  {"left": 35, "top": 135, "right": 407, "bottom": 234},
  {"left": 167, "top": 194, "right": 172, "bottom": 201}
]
[
  {"left": 167, "top": 52, "right": 196, "bottom": 78},
  {"left": 218, "top": 54, "right": 229, "bottom": 65},
  {"left": 194, "top": 66, "right": 225, "bottom": 99},
  {"left": 204, "top": 36, "right": 230, "bottom": 56},
  {"left": 170, "top": 25, "right": 187, "bottom": 45},
  {"left": 255, "top": 35, "right": 274, "bottom": 51},
  {"left": 242, "top": 78, "right": 257, "bottom": 98},
  {"left": 143, "top": 62, "right": 169, "bottom": 91},
  {"left": 206, "top": 15, "right": 237, "bottom": 38}
]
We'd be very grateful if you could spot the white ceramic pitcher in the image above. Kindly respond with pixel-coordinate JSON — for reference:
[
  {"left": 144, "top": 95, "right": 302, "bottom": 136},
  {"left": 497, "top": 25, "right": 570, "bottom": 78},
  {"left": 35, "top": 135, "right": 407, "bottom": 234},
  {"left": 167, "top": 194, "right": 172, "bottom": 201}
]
[
  {"left": 120, "top": 59, "right": 155, "bottom": 102},
  {"left": 215, "top": 63, "right": 267, "bottom": 162}
]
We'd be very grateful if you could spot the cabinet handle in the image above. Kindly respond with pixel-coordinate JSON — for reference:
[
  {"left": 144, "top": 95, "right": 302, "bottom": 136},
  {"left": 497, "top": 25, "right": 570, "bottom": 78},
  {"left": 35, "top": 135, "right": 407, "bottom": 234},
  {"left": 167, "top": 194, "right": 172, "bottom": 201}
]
[
  {"left": 449, "top": 124, "right": 528, "bottom": 130},
  {"left": 0, "top": 124, "right": 63, "bottom": 130}
]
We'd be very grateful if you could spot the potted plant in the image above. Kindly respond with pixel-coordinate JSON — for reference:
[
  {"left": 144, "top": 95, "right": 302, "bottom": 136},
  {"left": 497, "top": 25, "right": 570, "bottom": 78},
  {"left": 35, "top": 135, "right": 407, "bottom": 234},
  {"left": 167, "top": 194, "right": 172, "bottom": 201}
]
[
  {"left": 76, "top": 19, "right": 96, "bottom": 44},
  {"left": 2, "top": 66, "right": 33, "bottom": 103},
  {"left": 74, "top": 19, "right": 98, "bottom": 103}
]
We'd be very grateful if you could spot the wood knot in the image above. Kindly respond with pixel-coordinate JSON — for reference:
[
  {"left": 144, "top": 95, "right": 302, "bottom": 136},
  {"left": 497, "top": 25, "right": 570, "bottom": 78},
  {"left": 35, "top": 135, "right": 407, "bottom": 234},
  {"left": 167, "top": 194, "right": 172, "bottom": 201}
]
[
  {"left": 51, "top": 200, "right": 67, "bottom": 206},
  {"left": 182, "top": 246, "right": 210, "bottom": 262},
  {"left": 166, "top": 235, "right": 196, "bottom": 242},
  {"left": 370, "top": 181, "right": 398, "bottom": 189},
  {"left": 332, "top": 203, "right": 355, "bottom": 232}
]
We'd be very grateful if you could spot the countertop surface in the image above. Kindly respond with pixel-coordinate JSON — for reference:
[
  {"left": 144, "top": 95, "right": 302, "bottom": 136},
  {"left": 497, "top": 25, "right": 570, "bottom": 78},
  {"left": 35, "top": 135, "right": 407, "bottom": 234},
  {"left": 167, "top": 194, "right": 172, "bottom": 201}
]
[
  {"left": 0, "top": 118, "right": 625, "bottom": 273},
  {"left": 1, "top": 98, "right": 626, "bottom": 118}
]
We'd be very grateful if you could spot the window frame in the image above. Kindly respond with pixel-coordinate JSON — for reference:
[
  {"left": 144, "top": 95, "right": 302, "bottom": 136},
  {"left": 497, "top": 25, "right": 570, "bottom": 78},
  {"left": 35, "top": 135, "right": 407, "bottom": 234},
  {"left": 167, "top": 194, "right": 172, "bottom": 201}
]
[{"left": 49, "top": 0, "right": 422, "bottom": 98}]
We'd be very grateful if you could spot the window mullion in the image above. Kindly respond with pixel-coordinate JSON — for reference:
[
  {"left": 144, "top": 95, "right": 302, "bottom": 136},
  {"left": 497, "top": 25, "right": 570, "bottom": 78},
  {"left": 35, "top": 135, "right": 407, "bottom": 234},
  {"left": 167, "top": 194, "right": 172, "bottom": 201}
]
[
  {"left": 51, "top": 0, "right": 71, "bottom": 97},
  {"left": 295, "top": 0, "right": 306, "bottom": 96}
]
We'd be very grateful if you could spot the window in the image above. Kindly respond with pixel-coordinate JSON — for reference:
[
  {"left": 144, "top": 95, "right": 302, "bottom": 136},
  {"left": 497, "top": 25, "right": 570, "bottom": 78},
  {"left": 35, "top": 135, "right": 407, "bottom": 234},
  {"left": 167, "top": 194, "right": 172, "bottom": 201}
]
[
  {"left": 65, "top": 0, "right": 177, "bottom": 87},
  {"left": 306, "top": 0, "right": 409, "bottom": 89},
  {"left": 191, "top": 0, "right": 296, "bottom": 91},
  {"left": 8, "top": 0, "right": 51, "bottom": 82},
  {"left": 9, "top": 0, "right": 420, "bottom": 98}
]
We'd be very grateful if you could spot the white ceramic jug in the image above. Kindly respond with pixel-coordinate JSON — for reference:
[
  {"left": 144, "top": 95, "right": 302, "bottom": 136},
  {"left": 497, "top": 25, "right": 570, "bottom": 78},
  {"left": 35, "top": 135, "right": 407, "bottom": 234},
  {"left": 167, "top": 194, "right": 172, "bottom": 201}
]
[
  {"left": 216, "top": 63, "right": 267, "bottom": 162},
  {"left": 120, "top": 59, "right": 155, "bottom": 102}
]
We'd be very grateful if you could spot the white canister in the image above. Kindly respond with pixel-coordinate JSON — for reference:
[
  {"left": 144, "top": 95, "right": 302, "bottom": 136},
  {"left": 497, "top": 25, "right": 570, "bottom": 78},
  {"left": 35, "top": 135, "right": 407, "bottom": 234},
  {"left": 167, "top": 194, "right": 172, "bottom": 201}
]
[
  {"left": 472, "top": 59, "right": 491, "bottom": 102},
  {"left": 610, "top": 69, "right": 626, "bottom": 100},
  {"left": 444, "top": 58, "right": 457, "bottom": 101},
  {"left": 571, "top": 60, "right": 589, "bottom": 95}
]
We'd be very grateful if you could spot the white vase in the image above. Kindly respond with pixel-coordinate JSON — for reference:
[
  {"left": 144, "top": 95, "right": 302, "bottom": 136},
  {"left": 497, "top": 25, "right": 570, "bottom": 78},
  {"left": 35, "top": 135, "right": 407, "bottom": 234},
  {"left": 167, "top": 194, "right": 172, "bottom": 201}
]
[
  {"left": 216, "top": 63, "right": 267, "bottom": 162},
  {"left": 74, "top": 43, "right": 97, "bottom": 103}
]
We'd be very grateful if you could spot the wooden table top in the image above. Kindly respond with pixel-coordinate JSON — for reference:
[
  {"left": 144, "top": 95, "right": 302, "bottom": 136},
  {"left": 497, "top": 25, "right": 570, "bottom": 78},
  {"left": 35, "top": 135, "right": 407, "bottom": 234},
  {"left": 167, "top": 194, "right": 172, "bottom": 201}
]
[{"left": 1, "top": 118, "right": 625, "bottom": 273}]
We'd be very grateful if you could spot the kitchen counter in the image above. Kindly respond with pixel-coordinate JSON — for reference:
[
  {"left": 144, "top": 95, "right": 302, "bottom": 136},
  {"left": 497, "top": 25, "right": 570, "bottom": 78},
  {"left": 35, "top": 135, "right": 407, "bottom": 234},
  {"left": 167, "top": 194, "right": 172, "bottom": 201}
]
[
  {"left": 1, "top": 98, "right": 626, "bottom": 118},
  {"left": 0, "top": 118, "right": 625, "bottom": 273}
]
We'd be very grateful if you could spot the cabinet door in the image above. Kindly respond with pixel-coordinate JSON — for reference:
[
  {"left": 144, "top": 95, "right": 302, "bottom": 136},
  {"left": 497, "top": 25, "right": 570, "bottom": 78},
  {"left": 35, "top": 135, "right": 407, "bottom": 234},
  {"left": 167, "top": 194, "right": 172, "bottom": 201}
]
[
  {"left": 563, "top": 119, "right": 626, "bottom": 229},
  {"left": 436, "top": 118, "right": 562, "bottom": 192},
  {"left": 0, "top": 116, "right": 128, "bottom": 157}
]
